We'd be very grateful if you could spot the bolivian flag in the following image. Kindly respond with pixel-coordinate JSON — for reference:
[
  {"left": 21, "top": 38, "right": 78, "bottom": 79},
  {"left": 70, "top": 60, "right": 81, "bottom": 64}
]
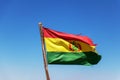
[{"left": 43, "top": 27, "right": 101, "bottom": 66}]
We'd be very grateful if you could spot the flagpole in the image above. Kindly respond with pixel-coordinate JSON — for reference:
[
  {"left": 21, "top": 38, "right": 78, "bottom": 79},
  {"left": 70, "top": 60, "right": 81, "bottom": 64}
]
[{"left": 38, "top": 22, "right": 50, "bottom": 80}]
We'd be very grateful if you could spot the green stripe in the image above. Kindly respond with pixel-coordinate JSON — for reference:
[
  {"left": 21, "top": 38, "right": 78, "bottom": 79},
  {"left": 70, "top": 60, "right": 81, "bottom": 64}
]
[{"left": 47, "top": 52, "right": 101, "bottom": 66}]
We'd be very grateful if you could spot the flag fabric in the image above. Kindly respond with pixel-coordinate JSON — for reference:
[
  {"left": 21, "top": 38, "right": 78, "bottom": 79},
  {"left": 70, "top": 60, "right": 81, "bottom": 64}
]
[{"left": 43, "top": 27, "right": 101, "bottom": 66}]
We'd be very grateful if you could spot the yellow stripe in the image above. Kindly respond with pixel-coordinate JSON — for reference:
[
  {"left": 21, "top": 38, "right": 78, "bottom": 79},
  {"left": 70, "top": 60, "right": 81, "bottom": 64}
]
[{"left": 44, "top": 38, "right": 95, "bottom": 52}]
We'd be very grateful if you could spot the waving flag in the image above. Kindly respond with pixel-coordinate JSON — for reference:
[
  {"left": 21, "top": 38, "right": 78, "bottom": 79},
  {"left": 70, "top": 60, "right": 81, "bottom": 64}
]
[{"left": 43, "top": 27, "right": 101, "bottom": 66}]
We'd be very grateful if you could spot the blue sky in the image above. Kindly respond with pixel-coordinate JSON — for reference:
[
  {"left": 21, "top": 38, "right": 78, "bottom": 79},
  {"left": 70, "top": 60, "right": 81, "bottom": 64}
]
[{"left": 0, "top": 0, "right": 120, "bottom": 80}]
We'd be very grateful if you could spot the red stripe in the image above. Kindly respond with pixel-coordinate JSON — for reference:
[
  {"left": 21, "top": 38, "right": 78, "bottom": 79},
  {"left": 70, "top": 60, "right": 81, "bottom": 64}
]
[{"left": 43, "top": 27, "right": 96, "bottom": 46}]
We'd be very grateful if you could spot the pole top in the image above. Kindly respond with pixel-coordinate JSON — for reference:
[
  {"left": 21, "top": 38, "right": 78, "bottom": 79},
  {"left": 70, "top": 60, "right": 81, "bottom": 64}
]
[{"left": 38, "top": 22, "right": 42, "bottom": 26}]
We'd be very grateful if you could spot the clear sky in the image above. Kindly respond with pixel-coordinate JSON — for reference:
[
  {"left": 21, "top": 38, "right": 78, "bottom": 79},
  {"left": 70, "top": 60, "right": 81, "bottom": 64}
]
[{"left": 0, "top": 0, "right": 120, "bottom": 80}]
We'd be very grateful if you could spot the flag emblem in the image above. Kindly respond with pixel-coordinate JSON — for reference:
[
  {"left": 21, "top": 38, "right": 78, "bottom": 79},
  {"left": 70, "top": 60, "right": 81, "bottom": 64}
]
[{"left": 69, "top": 41, "right": 82, "bottom": 52}]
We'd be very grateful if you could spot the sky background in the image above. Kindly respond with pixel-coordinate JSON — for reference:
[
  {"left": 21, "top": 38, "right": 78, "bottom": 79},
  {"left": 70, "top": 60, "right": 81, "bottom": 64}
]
[{"left": 0, "top": 0, "right": 120, "bottom": 80}]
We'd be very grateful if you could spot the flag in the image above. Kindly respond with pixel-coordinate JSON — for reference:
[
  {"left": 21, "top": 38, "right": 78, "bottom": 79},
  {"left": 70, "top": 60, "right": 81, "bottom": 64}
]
[{"left": 43, "top": 27, "right": 101, "bottom": 66}]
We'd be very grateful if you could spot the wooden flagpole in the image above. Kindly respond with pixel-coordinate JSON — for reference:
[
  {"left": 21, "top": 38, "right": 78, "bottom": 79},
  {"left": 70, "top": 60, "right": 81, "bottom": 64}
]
[{"left": 38, "top": 22, "right": 50, "bottom": 80}]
